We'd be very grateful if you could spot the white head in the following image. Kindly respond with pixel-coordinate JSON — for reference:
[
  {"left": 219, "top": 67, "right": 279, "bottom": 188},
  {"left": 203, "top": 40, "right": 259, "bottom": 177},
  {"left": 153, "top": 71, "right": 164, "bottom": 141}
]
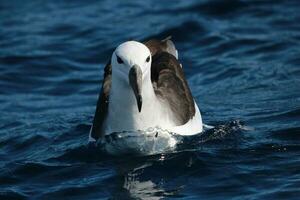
[{"left": 111, "top": 41, "right": 152, "bottom": 112}]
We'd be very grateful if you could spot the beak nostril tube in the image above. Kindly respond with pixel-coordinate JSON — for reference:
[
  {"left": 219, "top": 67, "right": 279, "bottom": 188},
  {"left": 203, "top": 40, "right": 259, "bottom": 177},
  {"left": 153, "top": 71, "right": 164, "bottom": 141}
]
[{"left": 129, "top": 65, "right": 143, "bottom": 112}]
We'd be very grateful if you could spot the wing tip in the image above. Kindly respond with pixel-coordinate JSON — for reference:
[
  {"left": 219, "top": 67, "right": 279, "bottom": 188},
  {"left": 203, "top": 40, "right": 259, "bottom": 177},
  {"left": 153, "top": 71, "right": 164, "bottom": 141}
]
[
  {"left": 160, "top": 36, "right": 178, "bottom": 59},
  {"left": 88, "top": 125, "right": 97, "bottom": 142},
  {"left": 162, "top": 35, "right": 172, "bottom": 42}
]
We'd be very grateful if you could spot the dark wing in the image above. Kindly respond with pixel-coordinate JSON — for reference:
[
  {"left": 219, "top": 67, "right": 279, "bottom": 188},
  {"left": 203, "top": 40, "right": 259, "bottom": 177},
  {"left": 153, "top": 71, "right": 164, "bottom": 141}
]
[
  {"left": 144, "top": 36, "right": 178, "bottom": 59},
  {"left": 90, "top": 61, "right": 111, "bottom": 141},
  {"left": 144, "top": 38, "right": 195, "bottom": 125}
]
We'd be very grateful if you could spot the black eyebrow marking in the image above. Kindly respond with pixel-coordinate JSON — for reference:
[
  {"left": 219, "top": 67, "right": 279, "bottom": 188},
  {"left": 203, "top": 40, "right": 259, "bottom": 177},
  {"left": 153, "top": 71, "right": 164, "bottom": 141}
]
[
  {"left": 146, "top": 56, "right": 150, "bottom": 63},
  {"left": 116, "top": 55, "right": 124, "bottom": 64}
]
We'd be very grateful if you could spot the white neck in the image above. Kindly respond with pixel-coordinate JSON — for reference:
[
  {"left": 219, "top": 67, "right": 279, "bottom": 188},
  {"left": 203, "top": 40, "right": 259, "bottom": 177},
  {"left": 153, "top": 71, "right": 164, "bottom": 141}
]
[{"left": 104, "top": 71, "right": 165, "bottom": 134}]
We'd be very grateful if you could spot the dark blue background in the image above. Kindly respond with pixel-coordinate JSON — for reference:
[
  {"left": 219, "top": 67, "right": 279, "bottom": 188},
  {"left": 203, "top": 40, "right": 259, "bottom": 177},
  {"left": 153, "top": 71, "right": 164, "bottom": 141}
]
[{"left": 1, "top": 0, "right": 300, "bottom": 199}]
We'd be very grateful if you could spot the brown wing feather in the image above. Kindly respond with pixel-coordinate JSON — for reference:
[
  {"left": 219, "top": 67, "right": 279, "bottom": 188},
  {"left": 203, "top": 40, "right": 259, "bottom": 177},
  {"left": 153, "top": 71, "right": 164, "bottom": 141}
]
[
  {"left": 150, "top": 51, "right": 195, "bottom": 125},
  {"left": 90, "top": 61, "right": 111, "bottom": 140},
  {"left": 144, "top": 36, "right": 178, "bottom": 59}
]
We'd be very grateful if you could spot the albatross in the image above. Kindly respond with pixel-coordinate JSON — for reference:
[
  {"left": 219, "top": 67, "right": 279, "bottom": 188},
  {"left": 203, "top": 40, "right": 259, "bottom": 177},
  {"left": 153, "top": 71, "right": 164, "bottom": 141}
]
[{"left": 89, "top": 37, "right": 203, "bottom": 143}]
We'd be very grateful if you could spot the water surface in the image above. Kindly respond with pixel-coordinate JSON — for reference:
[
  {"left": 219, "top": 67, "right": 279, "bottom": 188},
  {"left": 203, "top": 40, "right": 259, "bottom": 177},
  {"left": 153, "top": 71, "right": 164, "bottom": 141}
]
[{"left": 1, "top": 0, "right": 300, "bottom": 199}]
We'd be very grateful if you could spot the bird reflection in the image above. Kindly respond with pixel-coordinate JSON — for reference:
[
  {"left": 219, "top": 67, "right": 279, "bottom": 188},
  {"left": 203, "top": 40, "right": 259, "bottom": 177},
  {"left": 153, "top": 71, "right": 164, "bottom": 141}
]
[{"left": 112, "top": 154, "right": 182, "bottom": 200}]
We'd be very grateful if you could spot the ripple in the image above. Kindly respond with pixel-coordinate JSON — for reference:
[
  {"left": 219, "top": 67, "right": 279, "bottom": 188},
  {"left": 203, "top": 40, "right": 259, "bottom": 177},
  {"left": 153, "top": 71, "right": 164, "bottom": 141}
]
[
  {"left": 0, "top": 190, "right": 28, "bottom": 200},
  {"left": 1, "top": 0, "right": 300, "bottom": 199},
  {"left": 271, "top": 127, "right": 300, "bottom": 141},
  {"left": 165, "top": 0, "right": 247, "bottom": 17},
  {"left": 144, "top": 21, "right": 207, "bottom": 42}
]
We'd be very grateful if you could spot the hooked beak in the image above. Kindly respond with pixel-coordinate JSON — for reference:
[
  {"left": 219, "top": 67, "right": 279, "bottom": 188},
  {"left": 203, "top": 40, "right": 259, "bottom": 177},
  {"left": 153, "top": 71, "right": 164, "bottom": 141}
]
[{"left": 129, "top": 65, "right": 143, "bottom": 112}]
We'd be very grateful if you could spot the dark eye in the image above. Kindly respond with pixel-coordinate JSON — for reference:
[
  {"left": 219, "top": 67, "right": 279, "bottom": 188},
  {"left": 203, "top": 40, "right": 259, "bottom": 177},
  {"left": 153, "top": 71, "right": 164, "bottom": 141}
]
[
  {"left": 116, "top": 55, "right": 124, "bottom": 64},
  {"left": 146, "top": 56, "right": 150, "bottom": 63}
]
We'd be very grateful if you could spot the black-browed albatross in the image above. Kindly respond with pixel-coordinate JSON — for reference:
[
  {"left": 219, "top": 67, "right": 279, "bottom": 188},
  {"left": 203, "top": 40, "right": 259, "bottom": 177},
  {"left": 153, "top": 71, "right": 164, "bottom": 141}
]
[{"left": 89, "top": 37, "right": 203, "bottom": 142}]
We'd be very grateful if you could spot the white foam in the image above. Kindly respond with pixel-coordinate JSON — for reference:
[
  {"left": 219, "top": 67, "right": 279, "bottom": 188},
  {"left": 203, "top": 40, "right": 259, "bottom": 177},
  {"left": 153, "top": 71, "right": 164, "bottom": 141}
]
[{"left": 101, "top": 127, "right": 178, "bottom": 155}]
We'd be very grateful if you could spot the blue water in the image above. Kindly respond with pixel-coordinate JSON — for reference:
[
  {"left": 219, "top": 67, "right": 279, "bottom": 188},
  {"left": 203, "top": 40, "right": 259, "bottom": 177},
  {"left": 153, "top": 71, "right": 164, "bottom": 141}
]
[{"left": 1, "top": 0, "right": 300, "bottom": 199}]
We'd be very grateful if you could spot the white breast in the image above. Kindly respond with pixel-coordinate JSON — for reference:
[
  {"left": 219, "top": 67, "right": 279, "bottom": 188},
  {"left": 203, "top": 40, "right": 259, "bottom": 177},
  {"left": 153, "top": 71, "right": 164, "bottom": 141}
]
[
  {"left": 102, "top": 68, "right": 203, "bottom": 136},
  {"left": 103, "top": 82, "right": 178, "bottom": 135}
]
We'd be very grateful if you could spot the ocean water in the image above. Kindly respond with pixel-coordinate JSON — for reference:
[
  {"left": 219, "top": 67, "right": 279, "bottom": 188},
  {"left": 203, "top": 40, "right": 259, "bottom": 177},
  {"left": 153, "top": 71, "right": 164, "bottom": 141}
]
[{"left": 1, "top": 0, "right": 300, "bottom": 199}]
